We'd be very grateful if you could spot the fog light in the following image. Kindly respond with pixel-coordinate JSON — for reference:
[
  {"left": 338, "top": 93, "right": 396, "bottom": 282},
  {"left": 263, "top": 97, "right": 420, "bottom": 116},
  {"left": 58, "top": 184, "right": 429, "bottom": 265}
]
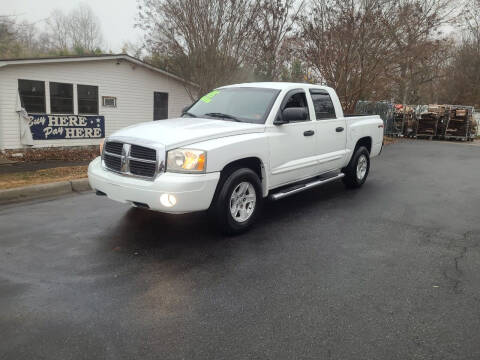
[{"left": 160, "top": 193, "right": 177, "bottom": 208}]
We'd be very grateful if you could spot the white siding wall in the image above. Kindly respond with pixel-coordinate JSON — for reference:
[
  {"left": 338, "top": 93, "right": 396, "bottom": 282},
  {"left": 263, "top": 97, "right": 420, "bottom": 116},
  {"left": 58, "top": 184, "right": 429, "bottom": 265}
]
[{"left": 0, "top": 59, "right": 195, "bottom": 150}]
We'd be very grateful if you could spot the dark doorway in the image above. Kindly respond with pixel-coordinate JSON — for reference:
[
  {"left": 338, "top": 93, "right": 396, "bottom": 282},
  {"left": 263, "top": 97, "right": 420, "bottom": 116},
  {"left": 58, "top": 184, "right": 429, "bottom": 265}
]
[{"left": 154, "top": 92, "right": 168, "bottom": 120}]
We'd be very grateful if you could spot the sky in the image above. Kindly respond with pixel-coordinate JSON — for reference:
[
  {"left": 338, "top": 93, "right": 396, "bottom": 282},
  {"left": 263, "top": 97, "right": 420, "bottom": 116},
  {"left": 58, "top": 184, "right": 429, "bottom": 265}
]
[{"left": 2, "top": 0, "right": 143, "bottom": 52}]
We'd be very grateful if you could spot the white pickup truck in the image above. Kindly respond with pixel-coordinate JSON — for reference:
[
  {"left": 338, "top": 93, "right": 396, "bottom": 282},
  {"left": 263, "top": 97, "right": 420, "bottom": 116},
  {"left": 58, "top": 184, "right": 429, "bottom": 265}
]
[{"left": 88, "top": 82, "right": 384, "bottom": 234}]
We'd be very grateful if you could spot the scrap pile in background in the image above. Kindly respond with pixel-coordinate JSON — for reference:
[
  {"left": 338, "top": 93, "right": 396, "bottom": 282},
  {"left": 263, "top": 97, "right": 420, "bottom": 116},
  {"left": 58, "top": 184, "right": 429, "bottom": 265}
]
[{"left": 355, "top": 101, "right": 478, "bottom": 141}]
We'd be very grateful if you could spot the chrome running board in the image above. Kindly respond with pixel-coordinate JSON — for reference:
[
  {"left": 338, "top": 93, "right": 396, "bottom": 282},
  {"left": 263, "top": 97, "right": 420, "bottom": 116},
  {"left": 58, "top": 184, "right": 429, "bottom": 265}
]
[{"left": 269, "top": 173, "right": 345, "bottom": 201}]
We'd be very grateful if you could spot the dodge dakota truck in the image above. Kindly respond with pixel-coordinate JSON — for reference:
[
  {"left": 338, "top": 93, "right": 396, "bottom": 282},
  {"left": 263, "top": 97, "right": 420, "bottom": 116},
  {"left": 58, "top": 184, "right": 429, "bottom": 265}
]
[{"left": 88, "top": 82, "right": 383, "bottom": 234}]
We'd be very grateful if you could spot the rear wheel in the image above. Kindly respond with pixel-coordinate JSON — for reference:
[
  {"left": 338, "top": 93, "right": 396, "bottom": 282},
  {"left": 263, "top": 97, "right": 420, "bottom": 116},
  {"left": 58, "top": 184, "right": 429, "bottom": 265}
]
[
  {"left": 342, "top": 146, "right": 370, "bottom": 188},
  {"left": 209, "top": 168, "right": 263, "bottom": 235}
]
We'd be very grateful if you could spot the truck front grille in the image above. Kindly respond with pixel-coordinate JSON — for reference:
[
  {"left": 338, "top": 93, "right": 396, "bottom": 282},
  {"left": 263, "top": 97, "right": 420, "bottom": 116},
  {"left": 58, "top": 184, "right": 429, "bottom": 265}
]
[
  {"left": 104, "top": 153, "right": 122, "bottom": 172},
  {"left": 102, "top": 140, "right": 160, "bottom": 180},
  {"left": 129, "top": 160, "right": 156, "bottom": 177},
  {"left": 130, "top": 145, "right": 156, "bottom": 161},
  {"left": 105, "top": 141, "right": 123, "bottom": 155}
]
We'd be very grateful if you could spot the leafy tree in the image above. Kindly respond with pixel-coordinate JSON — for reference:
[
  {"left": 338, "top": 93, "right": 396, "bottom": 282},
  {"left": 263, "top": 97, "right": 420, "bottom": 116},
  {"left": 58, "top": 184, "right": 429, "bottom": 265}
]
[
  {"left": 137, "top": 0, "right": 260, "bottom": 95},
  {"left": 251, "top": 0, "right": 305, "bottom": 81}
]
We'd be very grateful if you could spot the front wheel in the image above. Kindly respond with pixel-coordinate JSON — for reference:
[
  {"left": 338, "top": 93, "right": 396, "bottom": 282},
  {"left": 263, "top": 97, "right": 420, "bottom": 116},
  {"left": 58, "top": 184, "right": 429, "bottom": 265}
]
[
  {"left": 208, "top": 168, "right": 263, "bottom": 235},
  {"left": 342, "top": 146, "right": 370, "bottom": 188}
]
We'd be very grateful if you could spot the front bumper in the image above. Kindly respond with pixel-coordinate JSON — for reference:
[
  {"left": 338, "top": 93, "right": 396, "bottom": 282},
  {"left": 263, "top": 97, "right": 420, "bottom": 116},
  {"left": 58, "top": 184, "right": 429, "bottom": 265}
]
[{"left": 88, "top": 157, "right": 220, "bottom": 213}]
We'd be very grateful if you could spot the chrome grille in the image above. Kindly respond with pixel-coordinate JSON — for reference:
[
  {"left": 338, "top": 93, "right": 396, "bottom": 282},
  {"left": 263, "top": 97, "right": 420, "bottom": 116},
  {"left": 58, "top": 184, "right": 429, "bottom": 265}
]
[
  {"left": 130, "top": 160, "right": 156, "bottom": 177},
  {"left": 131, "top": 145, "right": 156, "bottom": 161},
  {"left": 104, "top": 154, "right": 122, "bottom": 171},
  {"left": 102, "top": 140, "right": 160, "bottom": 180},
  {"left": 105, "top": 141, "right": 123, "bottom": 155}
]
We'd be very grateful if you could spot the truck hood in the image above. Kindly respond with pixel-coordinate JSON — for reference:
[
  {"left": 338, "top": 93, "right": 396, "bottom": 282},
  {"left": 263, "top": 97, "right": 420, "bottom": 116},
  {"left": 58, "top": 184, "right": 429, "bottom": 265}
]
[{"left": 109, "top": 117, "right": 265, "bottom": 149}]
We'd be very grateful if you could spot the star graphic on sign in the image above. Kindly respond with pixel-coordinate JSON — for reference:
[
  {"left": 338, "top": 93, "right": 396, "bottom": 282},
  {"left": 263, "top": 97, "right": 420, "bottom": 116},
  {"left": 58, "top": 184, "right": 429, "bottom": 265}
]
[{"left": 90, "top": 120, "right": 93, "bottom": 125}]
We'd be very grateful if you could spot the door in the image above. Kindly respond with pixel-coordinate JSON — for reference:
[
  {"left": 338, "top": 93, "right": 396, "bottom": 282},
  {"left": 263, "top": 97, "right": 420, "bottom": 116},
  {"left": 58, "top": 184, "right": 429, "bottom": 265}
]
[
  {"left": 154, "top": 92, "right": 168, "bottom": 120},
  {"left": 310, "top": 89, "right": 347, "bottom": 173},
  {"left": 267, "top": 90, "right": 318, "bottom": 188}
]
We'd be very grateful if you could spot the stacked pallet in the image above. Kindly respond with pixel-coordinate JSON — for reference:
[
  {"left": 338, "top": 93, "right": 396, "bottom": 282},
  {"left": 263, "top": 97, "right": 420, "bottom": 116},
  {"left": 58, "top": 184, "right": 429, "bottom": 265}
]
[
  {"left": 415, "top": 111, "right": 439, "bottom": 139},
  {"left": 392, "top": 105, "right": 406, "bottom": 137},
  {"left": 413, "top": 105, "right": 447, "bottom": 139},
  {"left": 354, "top": 100, "right": 478, "bottom": 141},
  {"left": 384, "top": 104, "right": 416, "bottom": 137},
  {"left": 444, "top": 106, "right": 476, "bottom": 141},
  {"left": 400, "top": 106, "right": 416, "bottom": 137},
  {"left": 412, "top": 105, "right": 477, "bottom": 141}
]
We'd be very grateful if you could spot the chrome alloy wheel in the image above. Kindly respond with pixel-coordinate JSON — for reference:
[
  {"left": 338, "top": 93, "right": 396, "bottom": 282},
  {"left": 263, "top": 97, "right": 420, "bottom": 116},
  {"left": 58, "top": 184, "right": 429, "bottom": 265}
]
[
  {"left": 229, "top": 182, "right": 256, "bottom": 223},
  {"left": 356, "top": 154, "right": 368, "bottom": 180}
]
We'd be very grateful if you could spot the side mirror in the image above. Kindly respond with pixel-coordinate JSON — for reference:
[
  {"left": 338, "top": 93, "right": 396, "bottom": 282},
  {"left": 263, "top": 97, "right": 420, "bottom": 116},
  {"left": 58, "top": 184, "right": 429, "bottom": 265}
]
[
  {"left": 182, "top": 105, "right": 191, "bottom": 114},
  {"left": 275, "top": 107, "right": 308, "bottom": 125}
]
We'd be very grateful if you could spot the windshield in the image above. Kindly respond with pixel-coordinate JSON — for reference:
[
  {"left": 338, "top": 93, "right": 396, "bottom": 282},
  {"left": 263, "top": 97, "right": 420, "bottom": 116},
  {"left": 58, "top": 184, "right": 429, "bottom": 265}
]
[{"left": 184, "top": 87, "right": 280, "bottom": 124}]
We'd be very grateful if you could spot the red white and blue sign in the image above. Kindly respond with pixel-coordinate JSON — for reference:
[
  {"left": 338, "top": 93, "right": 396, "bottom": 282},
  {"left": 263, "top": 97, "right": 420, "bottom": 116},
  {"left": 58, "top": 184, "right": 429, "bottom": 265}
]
[{"left": 28, "top": 114, "right": 105, "bottom": 140}]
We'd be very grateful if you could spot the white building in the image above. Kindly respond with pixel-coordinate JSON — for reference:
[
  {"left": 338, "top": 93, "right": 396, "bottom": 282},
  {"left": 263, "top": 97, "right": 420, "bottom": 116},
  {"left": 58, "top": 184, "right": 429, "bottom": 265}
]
[{"left": 0, "top": 54, "right": 197, "bottom": 150}]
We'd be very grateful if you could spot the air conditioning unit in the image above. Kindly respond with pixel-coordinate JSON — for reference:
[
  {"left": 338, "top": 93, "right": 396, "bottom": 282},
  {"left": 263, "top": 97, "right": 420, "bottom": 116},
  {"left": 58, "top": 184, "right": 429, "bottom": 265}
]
[{"left": 102, "top": 96, "right": 117, "bottom": 108}]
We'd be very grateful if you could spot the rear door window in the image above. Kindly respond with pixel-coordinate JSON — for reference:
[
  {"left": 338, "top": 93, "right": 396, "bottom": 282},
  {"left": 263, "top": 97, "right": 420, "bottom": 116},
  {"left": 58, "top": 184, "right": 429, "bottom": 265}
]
[{"left": 310, "top": 90, "right": 336, "bottom": 120}]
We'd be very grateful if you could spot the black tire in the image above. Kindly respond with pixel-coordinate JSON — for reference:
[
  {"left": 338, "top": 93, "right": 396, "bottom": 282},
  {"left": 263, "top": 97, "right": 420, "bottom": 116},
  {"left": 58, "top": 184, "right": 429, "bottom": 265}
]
[
  {"left": 208, "top": 167, "right": 263, "bottom": 235},
  {"left": 342, "top": 146, "right": 370, "bottom": 189}
]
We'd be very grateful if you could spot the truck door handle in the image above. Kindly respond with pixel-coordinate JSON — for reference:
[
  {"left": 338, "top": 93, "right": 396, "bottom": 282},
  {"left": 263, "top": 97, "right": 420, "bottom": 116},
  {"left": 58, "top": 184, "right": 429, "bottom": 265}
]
[
  {"left": 303, "top": 130, "right": 315, "bottom": 137},
  {"left": 336, "top": 127, "right": 344, "bottom": 132}
]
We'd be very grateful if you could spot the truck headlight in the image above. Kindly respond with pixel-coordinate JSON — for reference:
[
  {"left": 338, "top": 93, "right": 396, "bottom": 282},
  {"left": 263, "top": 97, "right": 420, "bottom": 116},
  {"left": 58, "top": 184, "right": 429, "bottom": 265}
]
[{"left": 166, "top": 149, "right": 206, "bottom": 173}]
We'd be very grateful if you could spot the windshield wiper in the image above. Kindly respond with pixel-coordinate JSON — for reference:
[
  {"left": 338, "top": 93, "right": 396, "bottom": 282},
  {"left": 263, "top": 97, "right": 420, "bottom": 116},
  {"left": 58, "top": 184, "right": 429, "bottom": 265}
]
[
  {"left": 204, "top": 112, "right": 242, "bottom": 122},
  {"left": 182, "top": 111, "right": 197, "bottom": 118}
]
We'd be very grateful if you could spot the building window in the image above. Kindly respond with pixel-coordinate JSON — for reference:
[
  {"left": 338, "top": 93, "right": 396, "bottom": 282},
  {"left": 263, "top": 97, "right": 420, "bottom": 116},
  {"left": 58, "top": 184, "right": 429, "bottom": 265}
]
[
  {"left": 18, "top": 79, "right": 46, "bottom": 113},
  {"left": 50, "top": 82, "right": 73, "bottom": 114},
  {"left": 154, "top": 92, "right": 168, "bottom": 120},
  {"left": 310, "top": 90, "right": 337, "bottom": 120},
  {"left": 78, "top": 84, "right": 98, "bottom": 114}
]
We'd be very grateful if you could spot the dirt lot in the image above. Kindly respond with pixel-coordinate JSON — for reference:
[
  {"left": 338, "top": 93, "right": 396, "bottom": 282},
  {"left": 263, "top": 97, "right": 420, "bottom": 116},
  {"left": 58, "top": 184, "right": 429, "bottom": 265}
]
[
  {"left": 0, "top": 147, "right": 94, "bottom": 189},
  {"left": 1, "top": 140, "right": 480, "bottom": 359},
  {"left": 0, "top": 165, "right": 88, "bottom": 189}
]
